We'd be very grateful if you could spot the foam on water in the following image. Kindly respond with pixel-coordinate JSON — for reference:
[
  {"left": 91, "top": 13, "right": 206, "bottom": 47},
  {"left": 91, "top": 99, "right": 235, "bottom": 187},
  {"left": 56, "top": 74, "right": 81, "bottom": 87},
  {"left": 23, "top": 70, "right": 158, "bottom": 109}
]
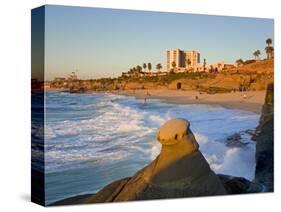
[{"left": 42, "top": 91, "right": 259, "bottom": 204}]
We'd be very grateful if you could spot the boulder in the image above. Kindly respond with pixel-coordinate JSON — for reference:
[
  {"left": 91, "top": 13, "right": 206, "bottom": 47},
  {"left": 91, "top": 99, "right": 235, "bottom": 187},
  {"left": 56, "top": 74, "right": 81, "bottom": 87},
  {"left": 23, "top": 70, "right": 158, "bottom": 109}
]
[{"left": 218, "top": 174, "right": 264, "bottom": 194}]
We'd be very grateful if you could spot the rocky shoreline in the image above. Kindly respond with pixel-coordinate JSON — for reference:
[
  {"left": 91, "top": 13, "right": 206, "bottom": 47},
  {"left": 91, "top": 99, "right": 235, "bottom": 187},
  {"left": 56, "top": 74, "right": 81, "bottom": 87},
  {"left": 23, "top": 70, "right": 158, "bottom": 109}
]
[{"left": 50, "top": 83, "right": 273, "bottom": 206}]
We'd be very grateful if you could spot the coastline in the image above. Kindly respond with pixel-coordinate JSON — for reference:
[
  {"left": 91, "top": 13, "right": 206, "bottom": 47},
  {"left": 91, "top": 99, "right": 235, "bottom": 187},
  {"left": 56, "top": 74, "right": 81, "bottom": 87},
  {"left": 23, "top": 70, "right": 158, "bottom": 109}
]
[
  {"left": 113, "top": 89, "right": 266, "bottom": 114},
  {"left": 45, "top": 88, "right": 68, "bottom": 92},
  {"left": 45, "top": 88, "right": 266, "bottom": 113}
]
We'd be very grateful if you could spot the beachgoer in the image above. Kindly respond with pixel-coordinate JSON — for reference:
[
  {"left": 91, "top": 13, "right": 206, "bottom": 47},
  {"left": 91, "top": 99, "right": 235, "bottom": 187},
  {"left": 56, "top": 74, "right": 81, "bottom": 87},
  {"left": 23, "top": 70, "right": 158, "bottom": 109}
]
[{"left": 147, "top": 91, "right": 151, "bottom": 96}]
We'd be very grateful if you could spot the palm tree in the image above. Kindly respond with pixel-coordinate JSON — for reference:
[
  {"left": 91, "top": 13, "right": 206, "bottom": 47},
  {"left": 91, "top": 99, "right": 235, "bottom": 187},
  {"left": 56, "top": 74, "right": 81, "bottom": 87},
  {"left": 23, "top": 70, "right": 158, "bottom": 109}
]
[
  {"left": 132, "top": 67, "right": 137, "bottom": 73},
  {"left": 132, "top": 67, "right": 136, "bottom": 76},
  {"left": 265, "top": 46, "right": 274, "bottom": 59},
  {"left": 136, "top": 65, "right": 142, "bottom": 72},
  {"left": 266, "top": 38, "right": 272, "bottom": 47},
  {"left": 210, "top": 65, "right": 214, "bottom": 73},
  {"left": 265, "top": 38, "right": 273, "bottom": 59},
  {"left": 236, "top": 59, "right": 244, "bottom": 66},
  {"left": 171, "top": 61, "right": 176, "bottom": 71},
  {"left": 203, "top": 59, "right": 207, "bottom": 71},
  {"left": 186, "top": 59, "right": 191, "bottom": 70},
  {"left": 253, "top": 50, "right": 260, "bottom": 60},
  {"left": 256, "top": 50, "right": 261, "bottom": 60},
  {"left": 147, "top": 63, "right": 152, "bottom": 72},
  {"left": 156, "top": 63, "right": 162, "bottom": 72},
  {"left": 143, "top": 63, "right": 147, "bottom": 72}
]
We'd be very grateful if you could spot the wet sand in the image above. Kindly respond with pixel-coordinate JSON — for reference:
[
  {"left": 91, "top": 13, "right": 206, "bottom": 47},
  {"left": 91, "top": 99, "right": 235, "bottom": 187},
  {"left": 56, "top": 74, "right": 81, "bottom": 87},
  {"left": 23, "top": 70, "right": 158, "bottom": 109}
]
[{"left": 115, "top": 89, "right": 266, "bottom": 114}]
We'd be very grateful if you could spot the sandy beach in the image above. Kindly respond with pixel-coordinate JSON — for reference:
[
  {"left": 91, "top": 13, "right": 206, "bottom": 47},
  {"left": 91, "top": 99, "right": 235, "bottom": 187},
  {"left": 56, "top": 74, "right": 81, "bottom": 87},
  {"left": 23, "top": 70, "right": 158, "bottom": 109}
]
[{"left": 115, "top": 89, "right": 266, "bottom": 114}]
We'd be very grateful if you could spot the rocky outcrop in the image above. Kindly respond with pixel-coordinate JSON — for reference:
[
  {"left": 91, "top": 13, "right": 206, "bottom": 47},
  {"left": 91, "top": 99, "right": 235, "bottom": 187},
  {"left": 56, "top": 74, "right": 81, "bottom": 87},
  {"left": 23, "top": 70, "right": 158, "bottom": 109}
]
[
  {"left": 253, "top": 82, "right": 274, "bottom": 191},
  {"left": 218, "top": 175, "right": 263, "bottom": 194}
]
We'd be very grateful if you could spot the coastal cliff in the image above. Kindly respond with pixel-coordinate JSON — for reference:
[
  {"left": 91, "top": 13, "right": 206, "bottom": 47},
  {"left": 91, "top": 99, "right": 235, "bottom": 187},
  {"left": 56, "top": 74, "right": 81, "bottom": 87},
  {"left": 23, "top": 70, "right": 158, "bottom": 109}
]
[{"left": 253, "top": 82, "right": 274, "bottom": 191}]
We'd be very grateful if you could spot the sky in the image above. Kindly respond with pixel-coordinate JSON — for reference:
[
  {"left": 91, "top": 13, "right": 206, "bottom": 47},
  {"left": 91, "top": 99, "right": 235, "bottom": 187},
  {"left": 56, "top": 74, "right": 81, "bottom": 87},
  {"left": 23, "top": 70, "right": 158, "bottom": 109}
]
[{"left": 42, "top": 5, "right": 274, "bottom": 80}]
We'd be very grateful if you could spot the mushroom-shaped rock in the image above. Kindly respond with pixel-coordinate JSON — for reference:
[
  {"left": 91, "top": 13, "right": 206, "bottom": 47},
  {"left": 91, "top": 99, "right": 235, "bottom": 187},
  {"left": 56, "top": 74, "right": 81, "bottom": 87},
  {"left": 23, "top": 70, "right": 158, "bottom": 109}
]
[
  {"left": 52, "top": 118, "right": 226, "bottom": 205},
  {"left": 156, "top": 118, "right": 199, "bottom": 172},
  {"left": 86, "top": 118, "right": 226, "bottom": 203}
]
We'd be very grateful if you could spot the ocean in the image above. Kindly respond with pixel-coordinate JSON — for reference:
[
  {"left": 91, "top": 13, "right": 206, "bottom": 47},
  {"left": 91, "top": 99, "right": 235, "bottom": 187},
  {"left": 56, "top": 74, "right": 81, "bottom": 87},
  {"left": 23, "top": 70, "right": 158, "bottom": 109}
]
[{"left": 40, "top": 91, "right": 259, "bottom": 204}]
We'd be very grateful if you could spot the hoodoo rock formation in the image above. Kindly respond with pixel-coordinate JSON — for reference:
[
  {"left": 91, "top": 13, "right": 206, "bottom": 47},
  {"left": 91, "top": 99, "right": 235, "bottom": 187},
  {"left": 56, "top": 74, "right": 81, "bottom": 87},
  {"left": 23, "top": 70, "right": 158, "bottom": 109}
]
[
  {"left": 86, "top": 119, "right": 226, "bottom": 203},
  {"left": 53, "top": 119, "right": 226, "bottom": 205}
]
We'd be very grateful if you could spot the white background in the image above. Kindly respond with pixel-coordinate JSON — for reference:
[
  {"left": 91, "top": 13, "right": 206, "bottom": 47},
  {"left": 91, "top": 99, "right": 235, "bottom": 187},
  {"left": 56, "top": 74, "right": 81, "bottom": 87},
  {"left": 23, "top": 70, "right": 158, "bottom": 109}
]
[{"left": 0, "top": 0, "right": 280, "bottom": 211}]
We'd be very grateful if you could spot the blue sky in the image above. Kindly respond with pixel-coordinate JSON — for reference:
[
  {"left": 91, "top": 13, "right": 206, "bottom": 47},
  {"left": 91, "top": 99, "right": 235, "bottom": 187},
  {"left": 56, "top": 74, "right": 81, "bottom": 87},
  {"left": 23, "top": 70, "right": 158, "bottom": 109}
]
[{"left": 44, "top": 5, "right": 274, "bottom": 80}]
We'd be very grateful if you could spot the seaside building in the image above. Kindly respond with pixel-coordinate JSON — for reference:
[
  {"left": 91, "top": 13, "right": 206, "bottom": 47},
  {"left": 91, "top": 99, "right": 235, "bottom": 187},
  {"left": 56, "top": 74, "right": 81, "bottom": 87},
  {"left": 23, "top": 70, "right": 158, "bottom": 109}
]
[
  {"left": 194, "top": 66, "right": 205, "bottom": 72},
  {"left": 205, "top": 62, "right": 235, "bottom": 72},
  {"left": 51, "top": 77, "right": 67, "bottom": 89},
  {"left": 122, "top": 69, "right": 144, "bottom": 78},
  {"left": 166, "top": 48, "right": 185, "bottom": 71},
  {"left": 209, "top": 61, "right": 225, "bottom": 72},
  {"left": 224, "top": 64, "right": 236, "bottom": 69},
  {"left": 144, "top": 71, "right": 168, "bottom": 77},
  {"left": 185, "top": 50, "right": 200, "bottom": 70},
  {"left": 54, "top": 77, "right": 66, "bottom": 82},
  {"left": 122, "top": 70, "right": 168, "bottom": 78},
  {"left": 68, "top": 72, "right": 78, "bottom": 81},
  {"left": 166, "top": 48, "right": 200, "bottom": 72}
]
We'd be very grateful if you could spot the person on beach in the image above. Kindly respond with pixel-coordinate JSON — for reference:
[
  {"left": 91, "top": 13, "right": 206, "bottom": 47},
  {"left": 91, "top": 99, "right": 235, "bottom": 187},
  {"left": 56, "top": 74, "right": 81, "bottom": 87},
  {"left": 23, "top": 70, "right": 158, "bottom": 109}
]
[
  {"left": 144, "top": 98, "right": 147, "bottom": 104},
  {"left": 143, "top": 91, "right": 150, "bottom": 105}
]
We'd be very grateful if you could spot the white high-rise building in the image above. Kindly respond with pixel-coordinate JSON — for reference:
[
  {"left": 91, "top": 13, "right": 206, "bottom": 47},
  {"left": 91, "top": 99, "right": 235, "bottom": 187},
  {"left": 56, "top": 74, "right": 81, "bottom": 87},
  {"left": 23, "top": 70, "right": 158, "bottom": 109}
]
[
  {"left": 166, "top": 48, "right": 200, "bottom": 72},
  {"left": 166, "top": 48, "right": 185, "bottom": 71},
  {"left": 185, "top": 50, "right": 200, "bottom": 70}
]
